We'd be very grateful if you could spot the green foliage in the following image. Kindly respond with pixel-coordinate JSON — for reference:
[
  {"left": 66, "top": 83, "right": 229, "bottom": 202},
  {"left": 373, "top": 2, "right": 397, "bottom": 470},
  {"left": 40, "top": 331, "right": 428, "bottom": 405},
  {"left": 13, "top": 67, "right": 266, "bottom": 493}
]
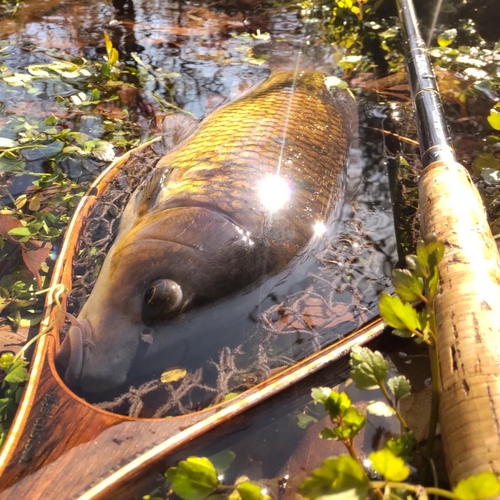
[
  {"left": 313, "top": 388, "right": 365, "bottom": 442},
  {"left": 324, "top": 389, "right": 352, "bottom": 419},
  {"left": 487, "top": 107, "right": 500, "bottom": 131},
  {"left": 437, "top": 28, "right": 457, "bottom": 48},
  {"left": 349, "top": 346, "right": 388, "bottom": 389},
  {"left": 387, "top": 376, "right": 411, "bottom": 402},
  {"left": 298, "top": 0, "right": 401, "bottom": 73},
  {"left": 298, "top": 456, "right": 369, "bottom": 500},
  {"left": 332, "top": 407, "right": 365, "bottom": 440},
  {"left": 379, "top": 237, "right": 445, "bottom": 348},
  {"left": 0, "top": 352, "right": 29, "bottom": 448},
  {"left": 379, "top": 293, "right": 420, "bottom": 336},
  {"left": 208, "top": 450, "right": 236, "bottom": 475},
  {"left": 368, "top": 449, "right": 410, "bottom": 482},
  {"left": 453, "top": 472, "right": 500, "bottom": 500},
  {"left": 159, "top": 357, "right": 499, "bottom": 500},
  {"left": 235, "top": 482, "right": 270, "bottom": 500},
  {"left": 385, "top": 433, "right": 415, "bottom": 460},
  {"left": 161, "top": 457, "right": 273, "bottom": 500},
  {"left": 166, "top": 457, "right": 219, "bottom": 500},
  {"left": 0, "top": 30, "right": 154, "bottom": 328},
  {"left": 391, "top": 269, "right": 424, "bottom": 303},
  {"left": 0, "top": 170, "right": 83, "bottom": 325}
]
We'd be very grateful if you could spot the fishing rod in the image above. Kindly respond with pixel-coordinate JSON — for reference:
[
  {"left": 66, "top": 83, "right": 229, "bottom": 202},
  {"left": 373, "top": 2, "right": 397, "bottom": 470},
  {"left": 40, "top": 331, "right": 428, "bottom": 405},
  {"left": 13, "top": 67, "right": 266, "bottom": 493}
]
[
  {"left": 396, "top": 0, "right": 455, "bottom": 168},
  {"left": 396, "top": 0, "right": 500, "bottom": 487}
]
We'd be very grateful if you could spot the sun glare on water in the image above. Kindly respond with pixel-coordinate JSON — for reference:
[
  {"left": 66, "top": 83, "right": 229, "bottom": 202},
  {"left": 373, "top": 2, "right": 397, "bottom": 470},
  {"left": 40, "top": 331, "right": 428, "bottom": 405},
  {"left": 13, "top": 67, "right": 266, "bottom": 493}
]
[{"left": 257, "top": 174, "right": 292, "bottom": 212}]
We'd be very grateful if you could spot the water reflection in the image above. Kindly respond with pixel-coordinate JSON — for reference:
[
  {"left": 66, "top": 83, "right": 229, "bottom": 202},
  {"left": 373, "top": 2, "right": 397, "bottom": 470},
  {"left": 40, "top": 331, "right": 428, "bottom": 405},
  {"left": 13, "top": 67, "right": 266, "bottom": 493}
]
[{"left": 1, "top": 0, "right": 397, "bottom": 416}]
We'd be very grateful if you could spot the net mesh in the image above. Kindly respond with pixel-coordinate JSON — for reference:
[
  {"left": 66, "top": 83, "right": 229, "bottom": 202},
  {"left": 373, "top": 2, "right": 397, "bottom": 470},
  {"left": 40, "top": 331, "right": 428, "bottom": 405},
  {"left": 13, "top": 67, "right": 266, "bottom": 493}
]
[{"left": 65, "top": 143, "right": 393, "bottom": 417}]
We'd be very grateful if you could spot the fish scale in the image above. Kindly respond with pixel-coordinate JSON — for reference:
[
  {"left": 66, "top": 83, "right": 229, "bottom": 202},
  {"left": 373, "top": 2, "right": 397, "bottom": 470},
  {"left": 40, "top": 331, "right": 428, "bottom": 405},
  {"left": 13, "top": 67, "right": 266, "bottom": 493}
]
[
  {"left": 56, "top": 69, "right": 358, "bottom": 393},
  {"left": 149, "top": 70, "right": 355, "bottom": 250}
]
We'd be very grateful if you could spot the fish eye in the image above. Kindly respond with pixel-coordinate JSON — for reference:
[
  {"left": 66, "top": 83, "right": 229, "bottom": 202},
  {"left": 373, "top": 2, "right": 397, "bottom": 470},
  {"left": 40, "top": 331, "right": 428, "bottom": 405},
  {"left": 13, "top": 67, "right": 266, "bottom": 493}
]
[{"left": 144, "top": 279, "right": 183, "bottom": 312}]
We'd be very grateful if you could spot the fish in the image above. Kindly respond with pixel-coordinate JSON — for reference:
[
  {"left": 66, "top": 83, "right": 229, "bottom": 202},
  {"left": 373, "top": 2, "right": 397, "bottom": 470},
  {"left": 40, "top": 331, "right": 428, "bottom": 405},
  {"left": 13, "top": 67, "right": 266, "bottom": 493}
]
[{"left": 56, "top": 70, "right": 358, "bottom": 393}]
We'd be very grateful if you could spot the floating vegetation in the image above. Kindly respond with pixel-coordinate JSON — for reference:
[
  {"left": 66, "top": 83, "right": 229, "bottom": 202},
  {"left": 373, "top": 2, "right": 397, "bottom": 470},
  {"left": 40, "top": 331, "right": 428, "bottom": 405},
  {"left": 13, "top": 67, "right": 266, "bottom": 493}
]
[
  {"left": 0, "top": 351, "right": 29, "bottom": 448},
  {"left": 0, "top": 35, "right": 162, "bottom": 330}
]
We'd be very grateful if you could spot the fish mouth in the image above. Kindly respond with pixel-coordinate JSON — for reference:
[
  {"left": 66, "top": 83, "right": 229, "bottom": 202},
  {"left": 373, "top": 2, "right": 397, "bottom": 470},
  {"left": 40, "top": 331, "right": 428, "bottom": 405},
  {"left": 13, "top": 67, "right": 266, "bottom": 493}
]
[{"left": 56, "top": 319, "right": 92, "bottom": 389}]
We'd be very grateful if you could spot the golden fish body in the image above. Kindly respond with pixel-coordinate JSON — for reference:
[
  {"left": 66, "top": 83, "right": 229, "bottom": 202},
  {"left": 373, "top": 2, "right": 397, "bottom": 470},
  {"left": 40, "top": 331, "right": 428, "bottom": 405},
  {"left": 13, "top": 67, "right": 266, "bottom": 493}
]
[{"left": 56, "top": 70, "right": 358, "bottom": 392}]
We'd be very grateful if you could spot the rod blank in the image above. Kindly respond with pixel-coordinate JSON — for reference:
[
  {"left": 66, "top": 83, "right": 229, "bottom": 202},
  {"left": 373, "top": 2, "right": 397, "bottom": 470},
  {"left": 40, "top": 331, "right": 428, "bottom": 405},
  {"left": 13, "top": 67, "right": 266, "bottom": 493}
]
[{"left": 397, "top": 0, "right": 456, "bottom": 167}]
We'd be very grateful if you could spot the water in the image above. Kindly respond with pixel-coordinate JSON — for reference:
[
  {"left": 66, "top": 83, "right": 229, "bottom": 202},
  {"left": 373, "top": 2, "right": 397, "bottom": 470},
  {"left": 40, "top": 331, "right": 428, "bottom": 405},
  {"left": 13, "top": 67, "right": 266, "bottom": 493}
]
[
  {"left": 1, "top": 0, "right": 397, "bottom": 402},
  {"left": 0, "top": 0, "right": 497, "bottom": 495}
]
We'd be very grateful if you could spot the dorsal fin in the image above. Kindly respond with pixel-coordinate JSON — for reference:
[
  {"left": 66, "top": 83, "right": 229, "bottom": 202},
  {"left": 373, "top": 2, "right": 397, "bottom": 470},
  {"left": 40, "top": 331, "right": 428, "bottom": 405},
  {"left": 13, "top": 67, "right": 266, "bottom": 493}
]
[
  {"left": 116, "top": 166, "right": 167, "bottom": 236},
  {"left": 135, "top": 167, "right": 166, "bottom": 216},
  {"left": 161, "top": 113, "right": 199, "bottom": 155}
]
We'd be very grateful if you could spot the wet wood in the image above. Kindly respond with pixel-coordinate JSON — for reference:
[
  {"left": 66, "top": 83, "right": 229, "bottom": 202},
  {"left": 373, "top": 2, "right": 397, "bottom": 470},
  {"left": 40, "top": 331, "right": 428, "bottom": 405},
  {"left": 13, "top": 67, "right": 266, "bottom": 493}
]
[
  {"left": 0, "top": 139, "right": 385, "bottom": 499},
  {"left": 0, "top": 305, "right": 383, "bottom": 498}
]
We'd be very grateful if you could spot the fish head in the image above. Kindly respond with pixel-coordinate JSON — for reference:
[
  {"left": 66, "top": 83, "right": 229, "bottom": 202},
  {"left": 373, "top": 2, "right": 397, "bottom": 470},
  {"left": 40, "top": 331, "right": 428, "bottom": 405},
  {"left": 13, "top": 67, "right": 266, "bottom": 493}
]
[{"left": 56, "top": 207, "right": 263, "bottom": 393}]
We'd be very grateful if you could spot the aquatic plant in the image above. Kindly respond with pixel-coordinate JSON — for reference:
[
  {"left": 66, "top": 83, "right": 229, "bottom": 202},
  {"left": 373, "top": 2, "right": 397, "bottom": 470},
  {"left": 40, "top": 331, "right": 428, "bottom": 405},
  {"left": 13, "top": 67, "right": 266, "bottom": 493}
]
[
  {"left": 154, "top": 240, "right": 500, "bottom": 500},
  {"left": 0, "top": 34, "right": 155, "bottom": 328},
  {"left": 0, "top": 352, "right": 28, "bottom": 448}
]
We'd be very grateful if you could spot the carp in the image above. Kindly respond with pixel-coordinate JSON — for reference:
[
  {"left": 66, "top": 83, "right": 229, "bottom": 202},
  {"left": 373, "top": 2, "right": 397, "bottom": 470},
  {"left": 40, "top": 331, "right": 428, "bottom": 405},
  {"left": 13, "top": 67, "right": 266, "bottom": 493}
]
[{"left": 56, "top": 70, "right": 358, "bottom": 392}]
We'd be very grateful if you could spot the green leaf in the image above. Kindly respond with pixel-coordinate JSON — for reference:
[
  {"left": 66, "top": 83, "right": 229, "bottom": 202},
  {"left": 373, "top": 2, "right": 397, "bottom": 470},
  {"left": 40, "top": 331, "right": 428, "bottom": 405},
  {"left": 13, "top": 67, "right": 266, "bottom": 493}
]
[
  {"left": 297, "top": 413, "right": 318, "bottom": 429},
  {"left": 166, "top": 457, "right": 218, "bottom": 500},
  {"left": 339, "top": 406, "right": 365, "bottom": 438},
  {"left": 487, "top": 109, "right": 500, "bottom": 131},
  {"left": 90, "top": 140, "right": 115, "bottom": 161},
  {"left": 386, "top": 433, "right": 415, "bottom": 459},
  {"left": 454, "top": 472, "right": 500, "bottom": 500},
  {"left": 366, "top": 401, "right": 395, "bottom": 417},
  {"left": 27, "top": 67, "right": 51, "bottom": 77},
  {"left": 392, "top": 269, "right": 423, "bottom": 302},
  {"left": 428, "top": 266, "right": 439, "bottom": 301},
  {"left": 416, "top": 238, "right": 444, "bottom": 277},
  {"left": 391, "top": 328, "right": 415, "bottom": 339},
  {"left": 43, "top": 115, "right": 59, "bottom": 126},
  {"left": 379, "top": 293, "right": 420, "bottom": 332},
  {"left": 438, "top": 28, "right": 457, "bottom": 47},
  {"left": 387, "top": 376, "right": 411, "bottom": 401},
  {"left": 0, "top": 138, "right": 17, "bottom": 149},
  {"left": 237, "top": 482, "right": 264, "bottom": 500},
  {"left": 405, "top": 254, "right": 418, "bottom": 272},
  {"left": 208, "top": 450, "right": 236, "bottom": 474},
  {"left": 7, "top": 226, "right": 32, "bottom": 237},
  {"left": 320, "top": 427, "right": 337, "bottom": 440},
  {"left": 298, "top": 456, "right": 369, "bottom": 500},
  {"left": 417, "top": 309, "right": 428, "bottom": 332},
  {"left": 324, "top": 391, "right": 352, "bottom": 420},
  {"left": 312, "top": 387, "right": 332, "bottom": 405},
  {"left": 315, "top": 491, "right": 366, "bottom": 500},
  {"left": 368, "top": 449, "right": 410, "bottom": 482},
  {"left": 4, "top": 359, "right": 29, "bottom": 384},
  {"left": 473, "top": 152, "right": 500, "bottom": 175},
  {"left": 430, "top": 240, "right": 445, "bottom": 267},
  {"left": 0, "top": 397, "right": 12, "bottom": 414},
  {"left": 350, "top": 346, "right": 388, "bottom": 390},
  {"left": 0, "top": 352, "right": 14, "bottom": 368}
]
